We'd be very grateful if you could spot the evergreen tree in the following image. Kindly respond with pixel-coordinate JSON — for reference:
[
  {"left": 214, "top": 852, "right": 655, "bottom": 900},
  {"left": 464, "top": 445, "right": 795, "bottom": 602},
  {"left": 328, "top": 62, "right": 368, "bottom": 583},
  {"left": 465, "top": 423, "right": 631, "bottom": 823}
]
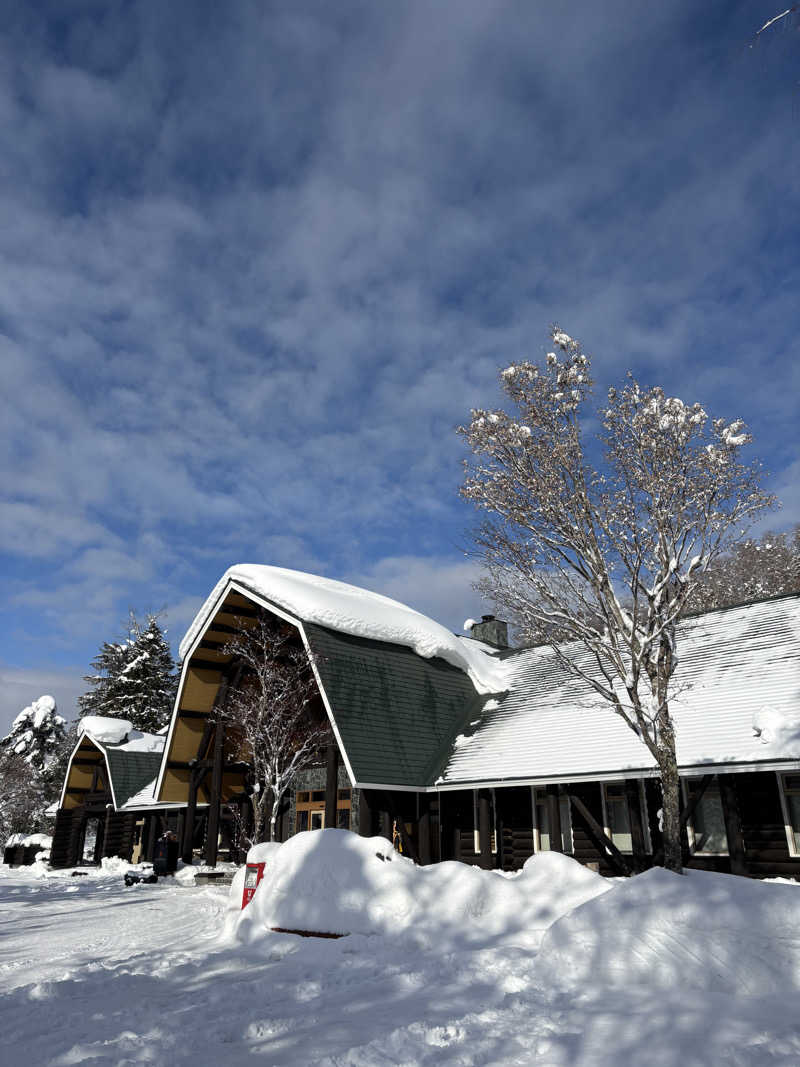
[
  {"left": 0, "top": 750, "right": 49, "bottom": 840},
  {"left": 1, "top": 695, "right": 67, "bottom": 776},
  {"left": 79, "top": 612, "right": 178, "bottom": 733},
  {"left": 0, "top": 696, "right": 68, "bottom": 835}
]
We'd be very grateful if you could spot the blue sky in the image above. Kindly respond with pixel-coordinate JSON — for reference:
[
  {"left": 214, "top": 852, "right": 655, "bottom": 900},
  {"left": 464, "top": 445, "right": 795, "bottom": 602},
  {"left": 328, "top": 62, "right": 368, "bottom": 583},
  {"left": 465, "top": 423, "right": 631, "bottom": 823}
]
[{"left": 1, "top": 1, "right": 798, "bottom": 731}]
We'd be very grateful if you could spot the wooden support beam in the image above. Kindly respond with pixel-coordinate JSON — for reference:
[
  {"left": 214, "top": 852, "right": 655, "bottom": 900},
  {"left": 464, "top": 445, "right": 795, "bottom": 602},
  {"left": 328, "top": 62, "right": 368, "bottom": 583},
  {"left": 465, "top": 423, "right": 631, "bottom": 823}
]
[
  {"left": 204, "top": 622, "right": 239, "bottom": 636},
  {"left": 218, "top": 604, "right": 259, "bottom": 619},
  {"left": 478, "top": 789, "right": 493, "bottom": 870},
  {"left": 325, "top": 744, "right": 339, "bottom": 830},
  {"left": 186, "top": 658, "right": 226, "bottom": 674},
  {"left": 546, "top": 785, "right": 563, "bottom": 853},
  {"left": 175, "top": 708, "right": 209, "bottom": 719},
  {"left": 418, "top": 793, "right": 432, "bottom": 866},
  {"left": 718, "top": 775, "right": 748, "bottom": 877},
  {"left": 568, "top": 793, "right": 631, "bottom": 876},
  {"left": 625, "top": 779, "right": 647, "bottom": 872}
]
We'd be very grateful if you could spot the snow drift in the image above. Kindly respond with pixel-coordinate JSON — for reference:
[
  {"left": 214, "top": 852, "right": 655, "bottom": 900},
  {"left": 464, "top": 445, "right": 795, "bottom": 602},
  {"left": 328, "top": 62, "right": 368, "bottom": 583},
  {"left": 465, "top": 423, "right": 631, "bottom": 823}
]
[
  {"left": 229, "top": 829, "right": 610, "bottom": 947},
  {"left": 536, "top": 866, "right": 800, "bottom": 996}
]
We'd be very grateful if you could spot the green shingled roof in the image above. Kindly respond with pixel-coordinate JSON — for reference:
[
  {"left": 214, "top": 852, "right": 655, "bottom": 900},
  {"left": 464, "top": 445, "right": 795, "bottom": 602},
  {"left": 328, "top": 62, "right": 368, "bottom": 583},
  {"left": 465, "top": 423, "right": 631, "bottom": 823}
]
[
  {"left": 304, "top": 623, "right": 484, "bottom": 787},
  {"left": 105, "top": 749, "right": 164, "bottom": 809}
]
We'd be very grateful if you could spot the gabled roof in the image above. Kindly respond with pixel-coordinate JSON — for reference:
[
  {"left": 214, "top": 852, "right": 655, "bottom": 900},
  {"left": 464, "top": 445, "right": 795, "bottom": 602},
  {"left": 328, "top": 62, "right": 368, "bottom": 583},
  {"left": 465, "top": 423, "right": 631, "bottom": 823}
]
[
  {"left": 439, "top": 594, "right": 800, "bottom": 786},
  {"left": 60, "top": 723, "right": 166, "bottom": 812},
  {"left": 161, "top": 566, "right": 800, "bottom": 799}
]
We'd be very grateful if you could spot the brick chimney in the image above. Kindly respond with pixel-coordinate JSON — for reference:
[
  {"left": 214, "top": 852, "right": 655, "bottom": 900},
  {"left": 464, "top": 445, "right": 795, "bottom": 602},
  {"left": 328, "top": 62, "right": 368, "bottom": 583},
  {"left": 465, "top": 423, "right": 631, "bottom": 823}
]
[{"left": 470, "top": 614, "right": 509, "bottom": 649}]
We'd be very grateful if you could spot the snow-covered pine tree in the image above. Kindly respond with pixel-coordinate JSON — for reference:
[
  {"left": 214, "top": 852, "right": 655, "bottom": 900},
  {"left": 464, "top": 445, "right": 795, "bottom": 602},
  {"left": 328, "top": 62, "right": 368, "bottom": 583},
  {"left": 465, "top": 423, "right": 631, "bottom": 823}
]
[
  {"left": 0, "top": 750, "right": 49, "bottom": 840},
  {"left": 78, "top": 613, "right": 178, "bottom": 733},
  {"left": 0, "top": 696, "right": 67, "bottom": 836},
  {"left": 1, "top": 695, "right": 67, "bottom": 776},
  {"left": 459, "top": 325, "right": 772, "bottom": 873}
]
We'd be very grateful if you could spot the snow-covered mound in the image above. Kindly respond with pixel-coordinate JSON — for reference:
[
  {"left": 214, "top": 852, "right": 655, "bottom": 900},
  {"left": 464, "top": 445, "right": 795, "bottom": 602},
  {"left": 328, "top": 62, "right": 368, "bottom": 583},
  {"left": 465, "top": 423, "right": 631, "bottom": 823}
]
[
  {"left": 536, "top": 866, "right": 800, "bottom": 996},
  {"left": 181, "top": 564, "right": 506, "bottom": 693},
  {"left": 78, "top": 716, "right": 134, "bottom": 745},
  {"left": 229, "top": 830, "right": 610, "bottom": 947}
]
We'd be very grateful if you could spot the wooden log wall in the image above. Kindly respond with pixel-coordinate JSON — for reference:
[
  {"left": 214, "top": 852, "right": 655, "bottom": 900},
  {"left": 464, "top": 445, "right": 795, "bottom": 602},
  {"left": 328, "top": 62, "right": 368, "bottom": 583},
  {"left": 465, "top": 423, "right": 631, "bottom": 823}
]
[
  {"left": 50, "top": 809, "right": 83, "bottom": 868},
  {"left": 102, "top": 813, "right": 137, "bottom": 862}
]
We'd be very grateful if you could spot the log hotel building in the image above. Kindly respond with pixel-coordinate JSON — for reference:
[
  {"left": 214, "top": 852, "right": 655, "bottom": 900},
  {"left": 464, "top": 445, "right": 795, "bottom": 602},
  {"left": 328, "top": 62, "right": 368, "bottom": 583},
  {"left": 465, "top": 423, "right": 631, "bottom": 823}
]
[{"left": 53, "top": 565, "right": 800, "bottom": 879}]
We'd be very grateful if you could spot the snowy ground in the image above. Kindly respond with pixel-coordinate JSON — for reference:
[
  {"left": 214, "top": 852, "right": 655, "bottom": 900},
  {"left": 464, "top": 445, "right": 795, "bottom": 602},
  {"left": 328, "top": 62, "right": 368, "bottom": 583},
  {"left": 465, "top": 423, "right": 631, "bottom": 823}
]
[{"left": 1, "top": 841, "right": 799, "bottom": 1066}]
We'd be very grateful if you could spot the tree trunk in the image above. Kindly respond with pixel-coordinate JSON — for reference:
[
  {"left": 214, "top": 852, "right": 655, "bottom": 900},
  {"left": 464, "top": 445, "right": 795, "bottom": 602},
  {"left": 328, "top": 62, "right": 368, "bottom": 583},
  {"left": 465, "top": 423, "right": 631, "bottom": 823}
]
[{"left": 657, "top": 747, "right": 683, "bottom": 874}]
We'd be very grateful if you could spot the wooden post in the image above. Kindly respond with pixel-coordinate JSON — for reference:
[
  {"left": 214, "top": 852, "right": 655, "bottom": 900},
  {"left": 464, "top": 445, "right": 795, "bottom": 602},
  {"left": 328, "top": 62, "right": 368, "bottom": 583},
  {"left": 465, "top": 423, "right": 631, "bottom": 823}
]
[
  {"left": 325, "top": 744, "right": 339, "bottom": 830},
  {"left": 94, "top": 813, "right": 107, "bottom": 863},
  {"left": 718, "top": 775, "right": 748, "bottom": 877},
  {"left": 418, "top": 793, "right": 431, "bottom": 866},
  {"left": 625, "top": 779, "right": 647, "bottom": 870},
  {"left": 146, "top": 812, "right": 159, "bottom": 862},
  {"left": 546, "top": 785, "right": 563, "bottom": 853},
  {"left": 359, "top": 789, "right": 374, "bottom": 837},
  {"left": 478, "top": 790, "right": 492, "bottom": 869},
  {"left": 182, "top": 770, "right": 200, "bottom": 862},
  {"left": 204, "top": 718, "right": 225, "bottom": 867},
  {"left": 380, "top": 807, "right": 392, "bottom": 841}
]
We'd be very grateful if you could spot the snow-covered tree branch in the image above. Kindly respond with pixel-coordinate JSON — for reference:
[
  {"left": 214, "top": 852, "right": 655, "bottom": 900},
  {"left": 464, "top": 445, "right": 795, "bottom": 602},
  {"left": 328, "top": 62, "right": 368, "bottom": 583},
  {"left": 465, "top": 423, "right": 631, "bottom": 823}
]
[
  {"left": 218, "top": 615, "right": 332, "bottom": 844},
  {"left": 459, "top": 326, "right": 774, "bottom": 872}
]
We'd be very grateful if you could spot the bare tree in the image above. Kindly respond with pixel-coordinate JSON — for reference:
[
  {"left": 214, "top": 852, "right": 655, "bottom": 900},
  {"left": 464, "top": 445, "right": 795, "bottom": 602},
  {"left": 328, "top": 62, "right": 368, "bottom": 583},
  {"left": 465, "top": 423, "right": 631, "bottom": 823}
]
[
  {"left": 687, "top": 523, "right": 800, "bottom": 613},
  {"left": 219, "top": 616, "right": 332, "bottom": 844},
  {"left": 459, "top": 326, "right": 773, "bottom": 872}
]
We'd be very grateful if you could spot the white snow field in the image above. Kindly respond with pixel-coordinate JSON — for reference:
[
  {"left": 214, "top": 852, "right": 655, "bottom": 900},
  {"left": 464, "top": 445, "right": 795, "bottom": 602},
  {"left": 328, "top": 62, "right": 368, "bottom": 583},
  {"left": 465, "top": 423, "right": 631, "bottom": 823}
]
[{"left": 1, "top": 833, "right": 799, "bottom": 1067}]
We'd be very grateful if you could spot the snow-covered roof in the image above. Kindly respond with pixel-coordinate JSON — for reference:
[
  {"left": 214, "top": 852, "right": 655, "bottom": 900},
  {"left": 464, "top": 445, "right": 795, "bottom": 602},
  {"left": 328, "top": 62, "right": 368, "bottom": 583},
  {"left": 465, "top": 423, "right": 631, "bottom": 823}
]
[
  {"left": 440, "top": 595, "right": 800, "bottom": 785},
  {"left": 77, "top": 716, "right": 166, "bottom": 754},
  {"left": 180, "top": 564, "right": 506, "bottom": 693},
  {"left": 60, "top": 720, "right": 168, "bottom": 812}
]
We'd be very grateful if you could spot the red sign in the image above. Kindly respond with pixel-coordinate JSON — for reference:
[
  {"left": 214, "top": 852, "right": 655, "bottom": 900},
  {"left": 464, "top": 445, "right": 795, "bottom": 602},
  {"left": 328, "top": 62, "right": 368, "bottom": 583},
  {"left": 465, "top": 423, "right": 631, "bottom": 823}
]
[{"left": 241, "top": 862, "right": 266, "bottom": 908}]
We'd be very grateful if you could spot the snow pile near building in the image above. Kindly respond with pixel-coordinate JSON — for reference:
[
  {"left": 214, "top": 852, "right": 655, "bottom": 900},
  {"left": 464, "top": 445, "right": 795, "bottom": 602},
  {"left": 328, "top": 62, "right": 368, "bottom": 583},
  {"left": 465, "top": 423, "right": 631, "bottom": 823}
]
[
  {"left": 182, "top": 565, "right": 507, "bottom": 693},
  {"left": 536, "top": 866, "right": 800, "bottom": 996},
  {"left": 78, "top": 716, "right": 134, "bottom": 745},
  {"left": 4, "top": 832, "right": 52, "bottom": 849},
  {"left": 230, "top": 829, "right": 610, "bottom": 946}
]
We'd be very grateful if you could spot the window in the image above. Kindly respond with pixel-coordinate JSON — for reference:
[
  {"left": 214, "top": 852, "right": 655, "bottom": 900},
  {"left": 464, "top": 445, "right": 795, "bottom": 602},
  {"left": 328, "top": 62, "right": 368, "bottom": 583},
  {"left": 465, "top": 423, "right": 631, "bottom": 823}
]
[
  {"left": 778, "top": 773, "right": 800, "bottom": 857},
  {"left": 600, "top": 781, "right": 652, "bottom": 854},
  {"left": 532, "top": 789, "right": 573, "bottom": 853},
  {"left": 295, "top": 784, "right": 352, "bottom": 833},
  {"left": 684, "top": 778, "right": 728, "bottom": 855}
]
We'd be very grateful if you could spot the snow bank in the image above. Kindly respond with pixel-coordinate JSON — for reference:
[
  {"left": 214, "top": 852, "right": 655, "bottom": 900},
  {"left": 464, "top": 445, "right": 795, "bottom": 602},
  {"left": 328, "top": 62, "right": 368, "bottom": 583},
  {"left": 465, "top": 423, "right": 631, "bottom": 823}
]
[
  {"left": 78, "top": 716, "right": 133, "bottom": 745},
  {"left": 536, "top": 866, "right": 800, "bottom": 996},
  {"left": 5, "top": 832, "right": 52, "bottom": 849},
  {"left": 181, "top": 565, "right": 506, "bottom": 693},
  {"left": 229, "top": 830, "right": 610, "bottom": 947}
]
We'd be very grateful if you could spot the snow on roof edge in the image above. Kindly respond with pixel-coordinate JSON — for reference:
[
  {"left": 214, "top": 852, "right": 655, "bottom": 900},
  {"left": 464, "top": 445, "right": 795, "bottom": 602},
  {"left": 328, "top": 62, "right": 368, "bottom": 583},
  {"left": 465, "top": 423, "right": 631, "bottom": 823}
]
[{"left": 179, "top": 564, "right": 507, "bottom": 694}]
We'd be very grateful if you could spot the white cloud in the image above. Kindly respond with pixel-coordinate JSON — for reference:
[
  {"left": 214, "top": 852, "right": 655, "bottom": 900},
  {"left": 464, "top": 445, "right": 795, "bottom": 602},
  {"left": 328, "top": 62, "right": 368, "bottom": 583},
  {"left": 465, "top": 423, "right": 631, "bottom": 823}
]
[{"left": 0, "top": 665, "right": 86, "bottom": 736}]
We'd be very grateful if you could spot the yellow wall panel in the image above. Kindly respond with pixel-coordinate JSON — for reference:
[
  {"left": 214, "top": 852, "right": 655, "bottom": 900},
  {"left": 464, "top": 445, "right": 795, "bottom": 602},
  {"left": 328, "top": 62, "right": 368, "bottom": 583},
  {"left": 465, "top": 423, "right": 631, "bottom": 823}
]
[{"left": 180, "top": 667, "right": 221, "bottom": 712}]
